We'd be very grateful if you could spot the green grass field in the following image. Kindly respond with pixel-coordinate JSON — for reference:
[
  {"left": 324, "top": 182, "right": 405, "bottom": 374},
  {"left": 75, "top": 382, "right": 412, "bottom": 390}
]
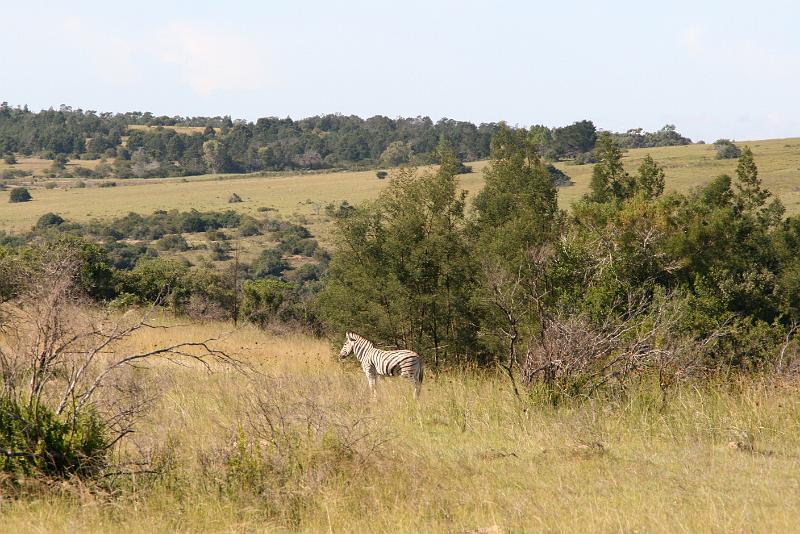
[
  {"left": 3, "top": 138, "right": 800, "bottom": 243},
  {"left": 2, "top": 323, "right": 799, "bottom": 533}
]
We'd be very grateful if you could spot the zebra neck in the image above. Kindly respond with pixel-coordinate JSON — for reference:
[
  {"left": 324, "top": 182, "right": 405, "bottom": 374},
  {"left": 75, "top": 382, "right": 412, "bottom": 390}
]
[{"left": 352, "top": 338, "right": 375, "bottom": 362}]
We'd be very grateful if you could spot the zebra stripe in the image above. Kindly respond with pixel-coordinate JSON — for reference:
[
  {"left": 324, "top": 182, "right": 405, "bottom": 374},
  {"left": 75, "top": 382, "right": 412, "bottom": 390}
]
[{"left": 339, "top": 332, "right": 423, "bottom": 399}]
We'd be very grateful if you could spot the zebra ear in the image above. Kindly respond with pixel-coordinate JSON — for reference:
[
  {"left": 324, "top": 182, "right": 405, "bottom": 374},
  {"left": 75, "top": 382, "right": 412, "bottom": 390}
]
[{"left": 345, "top": 332, "right": 353, "bottom": 340}]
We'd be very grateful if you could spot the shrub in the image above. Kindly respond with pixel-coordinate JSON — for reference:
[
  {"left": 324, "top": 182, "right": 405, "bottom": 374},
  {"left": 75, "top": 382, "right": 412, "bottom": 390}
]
[
  {"left": 206, "top": 229, "right": 228, "bottom": 241},
  {"left": 376, "top": 170, "right": 388, "bottom": 179},
  {"left": 573, "top": 151, "right": 597, "bottom": 165},
  {"left": 156, "top": 233, "right": 190, "bottom": 251},
  {"left": 99, "top": 181, "right": 117, "bottom": 188},
  {"left": 239, "top": 218, "right": 261, "bottom": 237},
  {"left": 8, "top": 187, "right": 32, "bottom": 202},
  {"left": 547, "top": 164, "right": 573, "bottom": 187},
  {"left": 3, "top": 153, "right": 17, "bottom": 165},
  {"left": 44, "top": 181, "right": 57, "bottom": 189},
  {"left": 35, "top": 212, "right": 65, "bottom": 229},
  {"left": 714, "top": 139, "right": 742, "bottom": 159},
  {"left": 240, "top": 278, "right": 295, "bottom": 325},
  {"left": 253, "top": 248, "right": 289, "bottom": 278},
  {"left": 454, "top": 162, "right": 472, "bottom": 174},
  {"left": 74, "top": 166, "right": 94, "bottom": 178},
  {"left": 0, "top": 396, "right": 108, "bottom": 477},
  {"left": 1, "top": 169, "right": 30, "bottom": 180},
  {"left": 211, "top": 241, "right": 232, "bottom": 261}
]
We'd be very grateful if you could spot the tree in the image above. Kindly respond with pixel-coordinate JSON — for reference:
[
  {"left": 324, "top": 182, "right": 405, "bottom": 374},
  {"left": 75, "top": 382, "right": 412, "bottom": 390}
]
[
  {"left": 203, "top": 139, "right": 225, "bottom": 173},
  {"left": 319, "top": 138, "right": 478, "bottom": 364},
  {"left": 470, "top": 125, "right": 563, "bottom": 386},
  {"left": 9, "top": 186, "right": 32, "bottom": 202},
  {"left": 588, "top": 132, "right": 634, "bottom": 203},
  {"left": 379, "top": 141, "right": 413, "bottom": 167},
  {"left": 733, "top": 146, "right": 784, "bottom": 226},
  {"left": 635, "top": 155, "right": 665, "bottom": 199},
  {"left": 472, "top": 125, "right": 561, "bottom": 264}
]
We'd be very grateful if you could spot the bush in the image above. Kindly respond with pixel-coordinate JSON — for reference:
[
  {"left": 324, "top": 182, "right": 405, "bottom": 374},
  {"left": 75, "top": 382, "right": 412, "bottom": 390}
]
[
  {"left": 74, "top": 166, "right": 94, "bottom": 178},
  {"left": 454, "top": 162, "right": 472, "bottom": 174},
  {"left": 44, "top": 181, "right": 57, "bottom": 189},
  {"left": 547, "top": 164, "right": 573, "bottom": 187},
  {"left": 1, "top": 169, "right": 30, "bottom": 180},
  {"left": 156, "top": 233, "right": 190, "bottom": 251},
  {"left": 99, "top": 181, "right": 117, "bottom": 188},
  {"left": 240, "top": 278, "right": 295, "bottom": 325},
  {"left": 253, "top": 248, "right": 289, "bottom": 278},
  {"left": 376, "top": 170, "right": 388, "bottom": 179},
  {"left": 211, "top": 241, "right": 232, "bottom": 261},
  {"left": 0, "top": 396, "right": 108, "bottom": 477},
  {"left": 239, "top": 218, "right": 261, "bottom": 237},
  {"left": 3, "top": 153, "right": 17, "bottom": 165},
  {"left": 714, "top": 139, "right": 742, "bottom": 159},
  {"left": 8, "top": 187, "right": 32, "bottom": 202},
  {"left": 206, "top": 229, "right": 228, "bottom": 241},
  {"left": 573, "top": 151, "right": 597, "bottom": 165},
  {"left": 35, "top": 212, "right": 65, "bottom": 229}
]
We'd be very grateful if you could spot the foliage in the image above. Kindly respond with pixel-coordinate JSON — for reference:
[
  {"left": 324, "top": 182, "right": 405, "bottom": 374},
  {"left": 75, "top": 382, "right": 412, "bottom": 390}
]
[
  {"left": 319, "top": 138, "right": 478, "bottom": 363},
  {"left": 714, "top": 139, "right": 742, "bottom": 159},
  {"left": 588, "top": 132, "right": 634, "bottom": 203},
  {"left": 0, "top": 397, "right": 108, "bottom": 477},
  {"left": 35, "top": 212, "right": 64, "bottom": 229},
  {"left": 156, "top": 234, "right": 190, "bottom": 252},
  {"left": 610, "top": 125, "right": 692, "bottom": 148},
  {"left": 240, "top": 278, "right": 296, "bottom": 326},
  {"left": 9, "top": 186, "right": 31, "bottom": 202}
]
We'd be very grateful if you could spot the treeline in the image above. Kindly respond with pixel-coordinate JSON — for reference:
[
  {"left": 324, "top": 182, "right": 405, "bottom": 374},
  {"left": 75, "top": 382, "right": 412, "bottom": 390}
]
[
  {"left": 0, "top": 103, "right": 692, "bottom": 179},
  {"left": 318, "top": 132, "right": 798, "bottom": 397}
]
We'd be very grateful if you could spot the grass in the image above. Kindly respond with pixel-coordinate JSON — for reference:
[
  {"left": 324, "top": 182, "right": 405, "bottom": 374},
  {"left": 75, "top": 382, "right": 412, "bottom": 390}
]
[
  {"left": 1, "top": 321, "right": 799, "bottom": 533},
  {"left": 2, "top": 138, "right": 800, "bottom": 242},
  {"left": 0, "top": 156, "right": 103, "bottom": 176}
]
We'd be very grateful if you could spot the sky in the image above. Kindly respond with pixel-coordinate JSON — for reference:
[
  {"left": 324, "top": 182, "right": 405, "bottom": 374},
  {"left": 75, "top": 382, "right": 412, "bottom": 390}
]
[{"left": 1, "top": 0, "right": 799, "bottom": 141}]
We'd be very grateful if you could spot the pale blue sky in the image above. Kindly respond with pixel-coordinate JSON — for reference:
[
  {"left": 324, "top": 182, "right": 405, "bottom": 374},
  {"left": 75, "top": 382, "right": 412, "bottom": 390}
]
[{"left": 2, "top": 0, "right": 798, "bottom": 141}]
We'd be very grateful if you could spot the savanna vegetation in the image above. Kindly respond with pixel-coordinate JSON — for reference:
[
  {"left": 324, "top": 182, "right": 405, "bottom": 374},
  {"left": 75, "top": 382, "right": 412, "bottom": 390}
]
[
  {"left": 1, "top": 120, "right": 799, "bottom": 532},
  {"left": 0, "top": 102, "right": 690, "bottom": 180}
]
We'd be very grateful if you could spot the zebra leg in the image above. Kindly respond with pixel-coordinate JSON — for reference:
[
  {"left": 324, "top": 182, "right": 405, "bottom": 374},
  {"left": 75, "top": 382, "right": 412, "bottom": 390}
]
[{"left": 365, "top": 366, "right": 378, "bottom": 400}]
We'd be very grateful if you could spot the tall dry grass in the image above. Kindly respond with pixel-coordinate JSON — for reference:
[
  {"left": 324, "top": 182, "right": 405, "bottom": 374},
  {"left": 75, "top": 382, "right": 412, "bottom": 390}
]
[{"left": 2, "top": 321, "right": 800, "bottom": 533}]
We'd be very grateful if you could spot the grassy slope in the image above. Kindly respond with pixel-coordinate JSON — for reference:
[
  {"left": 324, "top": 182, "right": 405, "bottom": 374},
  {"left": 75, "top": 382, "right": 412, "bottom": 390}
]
[
  {"left": 2, "top": 138, "right": 799, "bottom": 243},
  {"left": 1, "top": 323, "right": 799, "bottom": 533}
]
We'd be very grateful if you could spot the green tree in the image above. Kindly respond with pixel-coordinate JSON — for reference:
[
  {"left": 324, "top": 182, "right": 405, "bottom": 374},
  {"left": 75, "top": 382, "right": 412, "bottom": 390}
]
[
  {"left": 635, "top": 155, "right": 665, "bottom": 199},
  {"left": 379, "top": 140, "right": 413, "bottom": 167},
  {"left": 202, "top": 139, "right": 225, "bottom": 174},
  {"left": 588, "top": 132, "right": 634, "bottom": 203},
  {"left": 318, "top": 138, "right": 477, "bottom": 364},
  {"left": 472, "top": 125, "right": 561, "bottom": 264}
]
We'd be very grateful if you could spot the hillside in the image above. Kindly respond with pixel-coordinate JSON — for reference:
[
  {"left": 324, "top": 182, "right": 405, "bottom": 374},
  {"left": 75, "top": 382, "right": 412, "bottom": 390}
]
[{"left": 2, "top": 137, "right": 800, "bottom": 242}]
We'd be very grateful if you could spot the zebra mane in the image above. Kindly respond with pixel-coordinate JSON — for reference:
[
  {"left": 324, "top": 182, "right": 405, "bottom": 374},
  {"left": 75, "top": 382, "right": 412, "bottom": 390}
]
[{"left": 347, "top": 332, "right": 374, "bottom": 348}]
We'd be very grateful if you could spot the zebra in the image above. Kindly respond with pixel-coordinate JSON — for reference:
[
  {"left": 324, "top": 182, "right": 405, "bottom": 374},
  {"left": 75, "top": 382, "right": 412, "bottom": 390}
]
[{"left": 338, "top": 332, "right": 423, "bottom": 399}]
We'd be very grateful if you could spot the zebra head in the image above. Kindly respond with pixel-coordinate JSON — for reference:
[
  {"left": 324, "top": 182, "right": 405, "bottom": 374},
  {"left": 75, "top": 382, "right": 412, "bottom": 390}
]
[{"left": 339, "top": 332, "right": 356, "bottom": 359}]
